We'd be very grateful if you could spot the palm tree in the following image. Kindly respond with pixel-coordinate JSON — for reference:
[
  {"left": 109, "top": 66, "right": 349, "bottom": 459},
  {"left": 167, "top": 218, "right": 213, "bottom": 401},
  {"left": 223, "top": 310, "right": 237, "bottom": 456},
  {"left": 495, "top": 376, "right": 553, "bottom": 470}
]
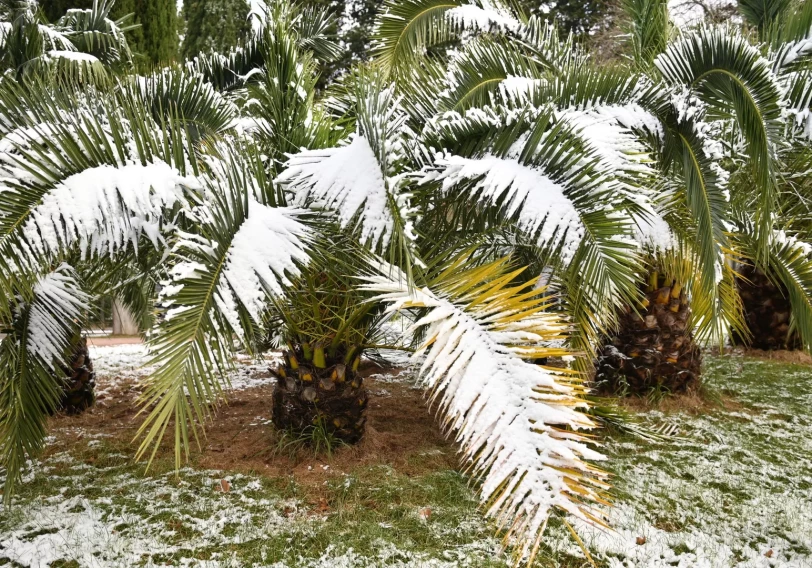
[
  {"left": 0, "top": 0, "right": 135, "bottom": 81},
  {"left": 593, "top": 0, "right": 812, "bottom": 390},
  {"left": 3, "top": 0, "right": 811, "bottom": 562},
  {"left": 0, "top": 4, "right": 612, "bottom": 561}
]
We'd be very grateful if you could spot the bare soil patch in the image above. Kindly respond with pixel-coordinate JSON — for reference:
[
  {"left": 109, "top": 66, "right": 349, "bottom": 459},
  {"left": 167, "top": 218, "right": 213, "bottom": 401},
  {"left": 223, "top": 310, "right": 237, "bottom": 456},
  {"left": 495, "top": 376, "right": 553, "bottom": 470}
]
[{"left": 44, "top": 362, "right": 458, "bottom": 490}]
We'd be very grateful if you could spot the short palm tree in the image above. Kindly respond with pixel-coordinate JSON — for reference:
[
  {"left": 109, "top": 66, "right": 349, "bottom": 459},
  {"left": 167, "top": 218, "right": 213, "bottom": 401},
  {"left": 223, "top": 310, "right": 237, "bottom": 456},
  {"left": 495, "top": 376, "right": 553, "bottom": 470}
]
[
  {"left": 0, "top": 0, "right": 135, "bottom": 81},
  {"left": 2, "top": 0, "right": 811, "bottom": 563},
  {"left": 0, "top": 4, "right": 610, "bottom": 561}
]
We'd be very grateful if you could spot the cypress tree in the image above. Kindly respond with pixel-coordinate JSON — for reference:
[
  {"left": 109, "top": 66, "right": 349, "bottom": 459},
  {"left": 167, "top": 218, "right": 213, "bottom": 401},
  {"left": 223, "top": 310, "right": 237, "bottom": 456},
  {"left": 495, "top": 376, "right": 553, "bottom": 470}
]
[
  {"left": 138, "top": 0, "right": 179, "bottom": 63},
  {"left": 40, "top": 0, "right": 175, "bottom": 63},
  {"left": 181, "top": 0, "right": 250, "bottom": 59}
]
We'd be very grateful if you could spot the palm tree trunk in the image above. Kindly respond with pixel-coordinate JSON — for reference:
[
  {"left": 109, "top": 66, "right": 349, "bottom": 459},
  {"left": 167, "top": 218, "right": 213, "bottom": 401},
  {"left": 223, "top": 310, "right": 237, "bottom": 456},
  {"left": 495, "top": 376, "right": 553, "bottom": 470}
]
[
  {"left": 57, "top": 337, "right": 96, "bottom": 415},
  {"left": 271, "top": 346, "right": 368, "bottom": 444},
  {"left": 733, "top": 263, "right": 801, "bottom": 350},
  {"left": 595, "top": 275, "right": 702, "bottom": 394}
]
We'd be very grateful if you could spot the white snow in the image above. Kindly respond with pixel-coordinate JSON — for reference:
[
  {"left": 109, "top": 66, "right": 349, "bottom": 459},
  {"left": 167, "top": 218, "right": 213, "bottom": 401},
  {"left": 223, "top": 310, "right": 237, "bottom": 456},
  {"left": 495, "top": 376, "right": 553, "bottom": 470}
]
[
  {"left": 27, "top": 266, "right": 88, "bottom": 370},
  {"left": 364, "top": 269, "right": 606, "bottom": 561},
  {"left": 19, "top": 161, "right": 196, "bottom": 259},
  {"left": 446, "top": 4, "right": 520, "bottom": 33},
  {"left": 278, "top": 135, "right": 394, "bottom": 248},
  {"left": 88, "top": 343, "right": 280, "bottom": 393},
  {"left": 218, "top": 202, "right": 310, "bottom": 323},
  {"left": 423, "top": 153, "right": 586, "bottom": 263},
  {"left": 46, "top": 50, "right": 99, "bottom": 63}
]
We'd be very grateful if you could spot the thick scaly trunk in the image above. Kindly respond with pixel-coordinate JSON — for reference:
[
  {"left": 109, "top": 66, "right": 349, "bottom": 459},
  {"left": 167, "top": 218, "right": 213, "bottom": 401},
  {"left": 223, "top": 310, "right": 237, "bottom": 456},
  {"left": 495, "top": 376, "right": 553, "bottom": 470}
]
[
  {"left": 271, "top": 345, "right": 368, "bottom": 444},
  {"left": 58, "top": 337, "right": 96, "bottom": 415},
  {"left": 595, "top": 275, "right": 701, "bottom": 394},
  {"left": 733, "top": 263, "right": 800, "bottom": 351}
]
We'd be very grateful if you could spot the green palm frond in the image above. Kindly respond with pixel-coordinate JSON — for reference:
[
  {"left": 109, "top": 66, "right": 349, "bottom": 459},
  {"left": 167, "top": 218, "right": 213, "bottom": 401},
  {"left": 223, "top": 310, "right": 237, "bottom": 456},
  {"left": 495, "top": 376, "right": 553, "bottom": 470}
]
[
  {"left": 246, "top": 27, "right": 336, "bottom": 171},
  {"left": 0, "top": 265, "right": 88, "bottom": 503},
  {"left": 420, "top": 105, "right": 642, "bottom": 360},
  {"left": 515, "top": 15, "right": 577, "bottom": 72},
  {"left": 655, "top": 26, "right": 784, "bottom": 256},
  {"left": 440, "top": 35, "right": 538, "bottom": 111},
  {"left": 737, "top": 0, "right": 792, "bottom": 38},
  {"left": 136, "top": 147, "right": 311, "bottom": 468},
  {"left": 0, "top": 81, "right": 198, "bottom": 272},
  {"left": 125, "top": 68, "right": 239, "bottom": 140},
  {"left": 362, "top": 257, "right": 608, "bottom": 565},
  {"left": 373, "top": 0, "right": 520, "bottom": 72},
  {"left": 527, "top": 63, "right": 642, "bottom": 111},
  {"left": 622, "top": 0, "right": 671, "bottom": 66},
  {"left": 277, "top": 69, "right": 417, "bottom": 272},
  {"left": 55, "top": 0, "right": 134, "bottom": 67},
  {"left": 291, "top": 3, "right": 343, "bottom": 64}
]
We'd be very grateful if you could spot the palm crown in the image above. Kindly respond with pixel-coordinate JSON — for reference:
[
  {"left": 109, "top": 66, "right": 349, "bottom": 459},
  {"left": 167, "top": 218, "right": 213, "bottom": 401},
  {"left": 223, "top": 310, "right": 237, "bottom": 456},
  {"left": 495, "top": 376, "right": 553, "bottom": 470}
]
[{"left": 1, "top": 0, "right": 812, "bottom": 563}]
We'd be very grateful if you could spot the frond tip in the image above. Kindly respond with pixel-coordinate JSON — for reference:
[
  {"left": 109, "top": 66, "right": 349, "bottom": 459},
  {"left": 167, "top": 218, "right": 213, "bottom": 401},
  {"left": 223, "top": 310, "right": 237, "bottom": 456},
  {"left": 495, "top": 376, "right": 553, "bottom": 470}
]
[{"left": 362, "top": 259, "right": 609, "bottom": 564}]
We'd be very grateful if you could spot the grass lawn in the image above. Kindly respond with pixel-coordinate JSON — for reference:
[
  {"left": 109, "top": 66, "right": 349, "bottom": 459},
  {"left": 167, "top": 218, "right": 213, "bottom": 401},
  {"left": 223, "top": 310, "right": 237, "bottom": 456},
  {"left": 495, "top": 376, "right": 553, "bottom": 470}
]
[{"left": 0, "top": 347, "right": 810, "bottom": 567}]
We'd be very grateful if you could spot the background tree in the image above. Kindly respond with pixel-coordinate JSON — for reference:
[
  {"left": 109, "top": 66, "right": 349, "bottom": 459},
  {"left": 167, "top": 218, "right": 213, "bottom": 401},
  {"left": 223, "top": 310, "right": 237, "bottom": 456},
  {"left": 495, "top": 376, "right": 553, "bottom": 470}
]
[
  {"left": 40, "top": 0, "right": 176, "bottom": 63},
  {"left": 181, "top": 0, "right": 250, "bottom": 59},
  {"left": 516, "top": 0, "right": 618, "bottom": 35}
]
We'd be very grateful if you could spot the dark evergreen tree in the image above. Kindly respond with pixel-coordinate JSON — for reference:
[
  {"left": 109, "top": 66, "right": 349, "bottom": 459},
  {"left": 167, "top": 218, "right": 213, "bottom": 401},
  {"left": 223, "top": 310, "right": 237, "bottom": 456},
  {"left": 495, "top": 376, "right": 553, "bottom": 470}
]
[
  {"left": 139, "top": 0, "right": 179, "bottom": 62},
  {"left": 40, "top": 0, "right": 173, "bottom": 63},
  {"left": 181, "top": 0, "right": 250, "bottom": 59}
]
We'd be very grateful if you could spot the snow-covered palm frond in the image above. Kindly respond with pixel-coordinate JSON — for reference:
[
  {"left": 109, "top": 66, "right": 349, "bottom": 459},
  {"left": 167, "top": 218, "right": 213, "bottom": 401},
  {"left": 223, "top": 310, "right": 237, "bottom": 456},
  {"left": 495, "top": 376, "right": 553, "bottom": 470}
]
[
  {"left": 373, "top": 0, "right": 520, "bottom": 72},
  {"left": 655, "top": 26, "right": 783, "bottom": 253},
  {"left": 361, "top": 258, "right": 608, "bottom": 565},
  {"left": 56, "top": 1, "right": 134, "bottom": 66},
  {"left": 440, "top": 35, "right": 538, "bottom": 111},
  {"left": 0, "top": 84, "right": 201, "bottom": 269},
  {"left": 16, "top": 161, "right": 194, "bottom": 260},
  {"left": 782, "top": 69, "right": 812, "bottom": 139},
  {"left": 244, "top": 29, "right": 336, "bottom": 171},
  {"left": 137, "top": 150, "right": 310, "bottom": 467},
  {"left": 421, "top": 105, "right": 641, "bottom": 356},
  {"left": 131, "top": 68, "right": 239, "bottom": 139},
  {"left": 425, "top": 152, "right": 586, "bottom": 262},
  {"left": 516, "top": 15, "right": 582, "bottom": 72},
  {"left": 37, "top": 24, "right": 75, "bottom": 52},
  {"left": 277, "top": 74, "right": 416, "bottom": 256},
  {"left": 0, "top": 265, "right": 87, "bottom": 503}
]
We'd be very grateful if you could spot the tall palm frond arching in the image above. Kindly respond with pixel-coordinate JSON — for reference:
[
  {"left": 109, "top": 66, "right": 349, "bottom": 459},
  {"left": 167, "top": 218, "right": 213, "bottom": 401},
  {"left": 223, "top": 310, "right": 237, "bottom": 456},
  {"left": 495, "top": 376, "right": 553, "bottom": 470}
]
[
  {"left": 654, "top": 26, "right": 784, "bottom": 259},
  {"left": 372, "top": 0, "right": 521, "bottom": 75},
  {"left": 362, "top": 257, "right": 608, "bottom": 565},
  {"left": 136, "top": 145, "right": 312, "bottom": 467}
]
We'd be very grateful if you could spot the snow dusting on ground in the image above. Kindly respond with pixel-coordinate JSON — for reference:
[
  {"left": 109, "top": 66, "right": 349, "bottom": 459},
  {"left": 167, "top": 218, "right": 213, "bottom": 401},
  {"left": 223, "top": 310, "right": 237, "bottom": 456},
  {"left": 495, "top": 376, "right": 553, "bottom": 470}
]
[
  {"left": 90, "top": 344, "right": 282, "bottom": 394},
  {"left": 1, "top": 352, "right": 811, "bottom": 567},
  {"left": 548, "top": 356, "right": 812, "bottom": 567}
]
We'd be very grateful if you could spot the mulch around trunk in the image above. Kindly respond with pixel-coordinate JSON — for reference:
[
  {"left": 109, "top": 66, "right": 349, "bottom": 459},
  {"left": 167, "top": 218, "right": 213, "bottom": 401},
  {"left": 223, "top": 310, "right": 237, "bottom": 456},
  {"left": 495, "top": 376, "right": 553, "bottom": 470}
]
[{"left": 44, "top": 363, "right": 458, "bottom": 489}]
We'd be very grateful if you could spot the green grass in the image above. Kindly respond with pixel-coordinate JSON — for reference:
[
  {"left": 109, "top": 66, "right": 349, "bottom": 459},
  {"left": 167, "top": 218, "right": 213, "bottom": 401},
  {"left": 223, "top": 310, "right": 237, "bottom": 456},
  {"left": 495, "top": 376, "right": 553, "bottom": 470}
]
[
  {"left": 539, "top": 355, "right": 812, "bottom": 566},
  {"left": 1, "top": 354, "right": 810, "bottom": 567},
  {"left": 0, "top": 445, "right": 512, "bottom": 567}
]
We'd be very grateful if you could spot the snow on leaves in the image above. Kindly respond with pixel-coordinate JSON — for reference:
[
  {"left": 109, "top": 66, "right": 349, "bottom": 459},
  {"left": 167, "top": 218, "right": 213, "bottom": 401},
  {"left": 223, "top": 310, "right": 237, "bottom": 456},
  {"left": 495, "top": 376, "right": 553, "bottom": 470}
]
[
  {"left": 20, "top": 161, "right": 196, "bottom": 259},
  {"left": 425, "top": 153, "right": 586, "bottom": 262},
  {"left": 27, "top": 266, "right": 89, "bottom": 372},
  {"left": 363, "top": 265, "right": 607, "bottom": 563},
  {"left": 278, "top": 136, "right": 393, "bottom": 247}
]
